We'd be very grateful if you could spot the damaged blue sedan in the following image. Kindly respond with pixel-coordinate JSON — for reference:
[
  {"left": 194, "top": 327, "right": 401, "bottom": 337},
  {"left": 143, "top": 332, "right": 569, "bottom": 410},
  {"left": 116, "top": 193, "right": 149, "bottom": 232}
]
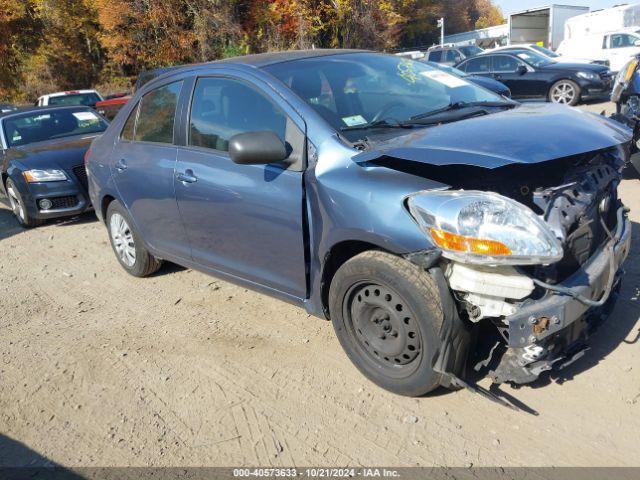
[{"left": 86, "top": 50, "right": 632, "bottom": 397}]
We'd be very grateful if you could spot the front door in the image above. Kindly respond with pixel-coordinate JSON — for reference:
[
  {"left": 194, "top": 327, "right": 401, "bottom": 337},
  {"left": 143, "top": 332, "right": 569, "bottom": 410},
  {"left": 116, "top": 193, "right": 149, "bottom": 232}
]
[
  {"left": 174, "top": 75, "right": 308, "bottom": 298},
  {"left": 490, "top": 55, "right": 544, "bottom": 98}
]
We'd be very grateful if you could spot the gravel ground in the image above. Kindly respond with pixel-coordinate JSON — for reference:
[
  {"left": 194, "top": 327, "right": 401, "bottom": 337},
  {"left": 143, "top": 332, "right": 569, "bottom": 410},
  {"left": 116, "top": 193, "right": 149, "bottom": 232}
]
[{"left": 0, "top": 101, "right": 638, "bottom": 468}]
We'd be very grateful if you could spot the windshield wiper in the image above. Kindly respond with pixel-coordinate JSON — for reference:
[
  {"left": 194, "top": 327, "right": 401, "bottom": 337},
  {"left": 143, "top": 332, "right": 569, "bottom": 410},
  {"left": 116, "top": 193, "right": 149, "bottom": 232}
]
[
  {"left": 410, "top": 101, "right": 517, "bottom": 121},
  {"left": 340, "top": 118, "right": 416, "bottom": 132}
]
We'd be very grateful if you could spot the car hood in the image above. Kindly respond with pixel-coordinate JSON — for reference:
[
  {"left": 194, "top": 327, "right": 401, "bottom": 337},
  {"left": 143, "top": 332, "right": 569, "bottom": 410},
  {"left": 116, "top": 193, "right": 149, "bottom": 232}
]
[
  {"left": 353, "top": 103, "right": 632, "bottom": 169},
  {"left": 4, "top": 134, "right": 98, "bottom": 170},
  {"left": 541, "top": 62, "right": 608, "bottom": 73},
  {"left": 467, "top": 75, "right": 509, "bottom": 92}
]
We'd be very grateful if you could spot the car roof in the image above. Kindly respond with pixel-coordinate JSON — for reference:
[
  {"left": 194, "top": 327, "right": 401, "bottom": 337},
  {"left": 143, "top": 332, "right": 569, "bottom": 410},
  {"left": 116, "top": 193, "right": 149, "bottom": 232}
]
[
  {"left": 138, "top": 49, "right": 374, "bottom": 90},
  {"left": 213, "top": 48, "right": 369, "bottom": 67},
  {"left": 0, "top": 104, "right": 93, "bottom": 120},
  {"left": 40, "top": 90, "right": 99, "bottom": 98}
]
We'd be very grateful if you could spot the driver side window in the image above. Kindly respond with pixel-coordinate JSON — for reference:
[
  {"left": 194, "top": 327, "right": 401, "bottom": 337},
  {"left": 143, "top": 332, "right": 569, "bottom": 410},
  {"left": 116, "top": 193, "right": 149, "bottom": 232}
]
[
  {"left": 492, "top": 55, "right": 523, "bottom": 73},
  {"left": 611, "top": 34, "right": 637, "bottom": 49},
  {"left": 188, "top": 77, "right": 287, "bottom": 153},
  {"left": 188, "top": 76, "right": 305, "bottom": 171}
]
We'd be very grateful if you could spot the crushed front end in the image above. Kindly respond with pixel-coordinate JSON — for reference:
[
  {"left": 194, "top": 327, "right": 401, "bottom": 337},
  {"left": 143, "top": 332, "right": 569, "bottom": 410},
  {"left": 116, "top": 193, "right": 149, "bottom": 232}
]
[{"left": 404, "top": 147, "right": 632, "bottom": 385}]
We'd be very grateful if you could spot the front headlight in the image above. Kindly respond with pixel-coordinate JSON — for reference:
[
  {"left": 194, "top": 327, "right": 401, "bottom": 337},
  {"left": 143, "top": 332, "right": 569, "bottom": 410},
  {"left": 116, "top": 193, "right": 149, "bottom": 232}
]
[
  {"left": 576, "top": 71, "right": 600, "bottom": 81},
  {"left": 23, "top": 169, "right": 67, "bottom": 183},
  {"left": 407, "top": 190, "right": 563, "bottom": 266}
]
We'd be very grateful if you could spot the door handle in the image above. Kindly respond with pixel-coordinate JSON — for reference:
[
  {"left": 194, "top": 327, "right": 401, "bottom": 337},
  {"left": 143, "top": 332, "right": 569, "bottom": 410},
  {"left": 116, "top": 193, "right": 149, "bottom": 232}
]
[
  {"left": 176, "top": 169, "right": 197, "bottom": 184},
  {"left": 116, "top": 159, "right": 127, "bottom": 172}
]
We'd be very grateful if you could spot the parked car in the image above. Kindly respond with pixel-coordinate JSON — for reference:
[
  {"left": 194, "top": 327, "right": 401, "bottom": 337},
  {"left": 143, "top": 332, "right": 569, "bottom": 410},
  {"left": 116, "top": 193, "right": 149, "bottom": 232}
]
[
  {"left": 558, "top": 29, "right": 640, "bottom": 73},
  {"left": 88, "top": 50, "right": 631, "bottom": 397},
  {"left": 426, "top": 45, "right": 484, "bottom": 66},
  {"left": 36, "top": 89, "right": 103, "bottom": 108},
  {"left": 456, "top": 49, "right": 613, "bottom": 105},
  {"left": 94, "top": 67, "right": 185, "bottom": 121},
  {"left": 0, "top": 106, "right": 108, "bottom": 227},
  {"left": 422, "top": 61, "right": 511, "bottom": 97},
  {"left": 0, "top": 103, "right": 17, "bottom": 113},
  {"left": 488, "top": 44, "right": 609, "bottom": 67},
  {"left": 95, "top": 93, "right": 130, "bottom": 121}
]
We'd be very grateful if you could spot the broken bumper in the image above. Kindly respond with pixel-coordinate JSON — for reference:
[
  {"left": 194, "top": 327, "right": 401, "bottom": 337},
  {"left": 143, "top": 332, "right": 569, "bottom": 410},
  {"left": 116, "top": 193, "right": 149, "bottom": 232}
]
[{"left": 491, "top": 209, "right": 631, "bottom": 384}]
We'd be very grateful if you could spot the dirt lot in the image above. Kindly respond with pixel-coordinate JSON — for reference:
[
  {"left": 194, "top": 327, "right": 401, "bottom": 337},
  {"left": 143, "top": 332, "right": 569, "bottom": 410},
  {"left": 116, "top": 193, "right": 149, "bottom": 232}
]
[{"left": 0, "top": 101, "right": 639, "bottom": 468}]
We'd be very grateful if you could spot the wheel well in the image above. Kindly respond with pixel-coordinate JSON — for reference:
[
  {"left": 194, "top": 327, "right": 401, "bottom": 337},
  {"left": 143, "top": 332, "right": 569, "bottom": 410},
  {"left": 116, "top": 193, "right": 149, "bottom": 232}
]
[
  {"left": 321, "top": 240, "right": 389, "bottom": 318},
  {"left": 101, "top": 195, "right": 115, "bottom": 221}
]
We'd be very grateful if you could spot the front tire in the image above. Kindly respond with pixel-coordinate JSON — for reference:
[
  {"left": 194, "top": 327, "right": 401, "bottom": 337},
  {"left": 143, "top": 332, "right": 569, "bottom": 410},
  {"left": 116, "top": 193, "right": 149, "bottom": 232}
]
[
  {"left": 5, "top": 178, "right": 42, "bottom": 228},
  {"left": 329, "top": 251, "right": 445, "bottom": 396},
  {"left": 106, "top": 200, "right": 162, "bottom": 277},
  {"left": 549, "top": 79, "right": 581, "bottom": 106}
]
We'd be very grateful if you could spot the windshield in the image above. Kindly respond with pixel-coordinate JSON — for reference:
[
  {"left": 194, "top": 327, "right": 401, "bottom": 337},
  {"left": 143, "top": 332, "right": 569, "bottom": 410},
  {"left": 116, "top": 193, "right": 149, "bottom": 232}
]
[
  {"left": 48, "top": 92, "right": 101, "bottom": 107},
  {"left": 3, "top": 108, "right": 108, "bottom": 147},
  {"left": 459, "top": 45, "right": 483, "bottom": 57},
  {"left": 264, "top": 53, "right": 507, "bottom": 140},
  {"left": 515, "top": 50, "right": 554, "bottom": 68},
  {"left": 530, "top": 45, "right": 559, "bottom": 58}
]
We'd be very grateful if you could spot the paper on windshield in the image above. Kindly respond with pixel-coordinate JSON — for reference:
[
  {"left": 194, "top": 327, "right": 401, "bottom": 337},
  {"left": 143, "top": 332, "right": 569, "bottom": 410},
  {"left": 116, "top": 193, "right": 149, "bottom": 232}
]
[
  {"left": 420, "top": 70, "right": 468, "bottom": 88},
  {"left": 72, "top": 111, "right": 99, "bottom": 122}
]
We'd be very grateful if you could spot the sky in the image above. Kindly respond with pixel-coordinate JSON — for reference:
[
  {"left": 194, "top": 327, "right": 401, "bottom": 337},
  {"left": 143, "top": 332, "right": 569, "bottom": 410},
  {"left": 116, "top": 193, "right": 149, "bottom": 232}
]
[{"left": 494, "top": 0, "right": 632, "bottom": 16}]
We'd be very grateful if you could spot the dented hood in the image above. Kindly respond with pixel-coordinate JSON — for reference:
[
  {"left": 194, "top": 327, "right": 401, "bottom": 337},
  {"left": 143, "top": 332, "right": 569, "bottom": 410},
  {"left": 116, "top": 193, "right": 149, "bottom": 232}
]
[{"left": 353, "top": 103, "right": 632, "bottom": 169}]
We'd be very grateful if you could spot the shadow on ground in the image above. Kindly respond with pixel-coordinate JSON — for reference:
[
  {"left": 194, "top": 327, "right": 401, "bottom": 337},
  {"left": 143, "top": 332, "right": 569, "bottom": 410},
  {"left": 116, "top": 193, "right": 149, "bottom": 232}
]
[{"left": 0, "top": 434, "right": 84, "bottom": 479}]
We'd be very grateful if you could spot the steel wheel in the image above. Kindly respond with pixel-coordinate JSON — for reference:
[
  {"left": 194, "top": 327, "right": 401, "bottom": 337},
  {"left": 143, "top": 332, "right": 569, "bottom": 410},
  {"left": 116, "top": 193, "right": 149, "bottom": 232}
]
[
  {"left": 6, "top": 181, "right": 25, "bottom": 223},
  {"left": 346, "top": 282, "right": 422, "bottom": 372},
  {"left": 550, "top": 81, "right": 578, "bottom": 105},
  {"left": 109, "top": 212, "right": 136, "bottom": 267}
]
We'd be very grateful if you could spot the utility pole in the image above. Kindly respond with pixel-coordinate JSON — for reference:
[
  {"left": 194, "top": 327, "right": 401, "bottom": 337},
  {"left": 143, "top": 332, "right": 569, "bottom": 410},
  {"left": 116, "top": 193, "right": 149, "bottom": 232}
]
[{"left": 437, "top": 18, "right": 444, "bottom": 46}]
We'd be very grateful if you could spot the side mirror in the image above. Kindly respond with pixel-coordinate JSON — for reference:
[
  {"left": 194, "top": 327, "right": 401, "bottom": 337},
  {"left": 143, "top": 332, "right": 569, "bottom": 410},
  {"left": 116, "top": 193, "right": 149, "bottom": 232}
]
[
  {"left": 229, "top": 131, "right": 288, "bottom": 165},
  {"left": 517, "top": 65, "right": 528, "bottom": 75},
  {"left": 634, "top": 39, "right": 640, "bottom": 47}
]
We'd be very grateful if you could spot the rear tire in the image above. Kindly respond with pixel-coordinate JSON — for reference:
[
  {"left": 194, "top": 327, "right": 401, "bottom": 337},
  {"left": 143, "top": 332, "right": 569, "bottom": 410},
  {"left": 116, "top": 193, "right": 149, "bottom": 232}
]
[
  {"left": 5, "top": 178, "right": 43, "bottom": 228},
  {"left": 549, "top": 79, "right": 581, "bottom": 106},
  {"left": 329, "top": 250, "right": 445, "bottom": 396},
  {"left": 106, "top": 200, "right": 162, "bottom": 277}
]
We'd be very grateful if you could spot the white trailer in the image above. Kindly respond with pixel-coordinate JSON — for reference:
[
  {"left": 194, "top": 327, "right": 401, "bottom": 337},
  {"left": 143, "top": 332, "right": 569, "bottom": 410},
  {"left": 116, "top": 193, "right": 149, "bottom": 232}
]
[
  {"left": 509, "top": 4, "right": 589, "bottom": 50},
  {"left": 564, "top": 3, "right": 640, "bottom": 40},
  {"left": 443, "top": 24, "right": 509, "bottom": 48}
]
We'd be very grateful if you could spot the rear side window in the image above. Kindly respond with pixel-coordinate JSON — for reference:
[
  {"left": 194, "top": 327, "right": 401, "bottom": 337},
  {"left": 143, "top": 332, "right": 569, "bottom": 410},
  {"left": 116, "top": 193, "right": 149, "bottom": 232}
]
[
  {"left": 121, "top": 103, "right": 138, "bottom": 141},
  {"left": 428, "top": 50, "right": 443, "bottom": 62},
  {"left": 188, "top": 77, "right": 287, "bottom": 152},
  {"left": 463, "top": 56, "right": 491, "bottom": 73},
  {"left": 446, "top": 50, "right": 463, "bottom": 64},
  {"left": 134, "top": 81, "right": 183, "bottom": 144}
]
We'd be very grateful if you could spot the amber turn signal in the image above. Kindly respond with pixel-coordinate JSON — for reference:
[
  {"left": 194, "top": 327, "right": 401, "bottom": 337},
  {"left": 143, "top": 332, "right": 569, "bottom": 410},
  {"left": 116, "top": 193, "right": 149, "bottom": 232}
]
[{"left": 430, "top": 228, "right": 512, "bottom": 256}]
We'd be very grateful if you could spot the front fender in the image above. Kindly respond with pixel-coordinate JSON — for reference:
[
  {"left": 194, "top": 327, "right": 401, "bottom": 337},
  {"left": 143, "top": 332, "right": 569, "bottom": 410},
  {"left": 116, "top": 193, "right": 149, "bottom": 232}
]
[{"left": 303, "top": 146, "right": 448, "bottom": 317}]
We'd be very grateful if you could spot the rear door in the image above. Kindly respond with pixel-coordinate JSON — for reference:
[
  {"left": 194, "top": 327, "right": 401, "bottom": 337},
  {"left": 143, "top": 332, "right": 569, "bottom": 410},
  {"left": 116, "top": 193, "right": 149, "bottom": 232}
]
[
  {"left": 174, "top": 73, "right": 308, "bottom": 298},
  {"left": 111, "top": 81, "right": 191, "bottom": 260},
  {"left": 459, "top": 55, "right": 492, "bottom": 78}
]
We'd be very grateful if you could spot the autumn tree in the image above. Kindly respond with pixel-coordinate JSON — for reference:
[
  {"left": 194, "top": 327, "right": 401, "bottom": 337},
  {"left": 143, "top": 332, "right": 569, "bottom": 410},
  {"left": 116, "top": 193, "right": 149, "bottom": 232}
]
[{"left": 0, "top": 0, "right": 506, "bottom": 103}]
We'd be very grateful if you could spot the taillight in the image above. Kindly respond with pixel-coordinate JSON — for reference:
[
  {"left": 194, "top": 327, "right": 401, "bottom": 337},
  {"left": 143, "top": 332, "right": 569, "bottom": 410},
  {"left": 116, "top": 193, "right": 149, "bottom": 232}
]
[{"left": 84, "top": 148, "right": 91, "bottom": 167}]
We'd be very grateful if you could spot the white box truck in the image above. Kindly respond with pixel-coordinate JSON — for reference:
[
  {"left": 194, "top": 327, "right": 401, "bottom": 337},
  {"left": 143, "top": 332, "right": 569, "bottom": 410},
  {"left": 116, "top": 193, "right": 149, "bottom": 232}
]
[
  {"left": 509, "top": 5, "right": 589, "bottom": 50},
  {"left": 564, "top": 3, "right": 640, "bottom": 40}
]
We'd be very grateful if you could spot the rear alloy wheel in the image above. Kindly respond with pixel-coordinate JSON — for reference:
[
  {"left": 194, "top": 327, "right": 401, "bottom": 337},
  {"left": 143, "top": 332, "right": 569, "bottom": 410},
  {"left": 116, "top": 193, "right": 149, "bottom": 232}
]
[
  {"left": 5, "top": 178, "right": 42, "bottom": 228},
  {"left": 329, "top": 251, "right": 445, "bottom": 396},
  {"left": 106, "top": 200, "right": 162, "bottom": 277},
  {"left": 549, "top": 80, "right": 580, "bottom": 106}
]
